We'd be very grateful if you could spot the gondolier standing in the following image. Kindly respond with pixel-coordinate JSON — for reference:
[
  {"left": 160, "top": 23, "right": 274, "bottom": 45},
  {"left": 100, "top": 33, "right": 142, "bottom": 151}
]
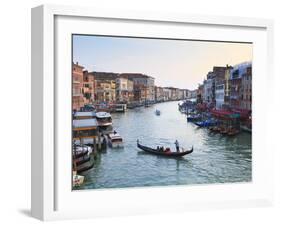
[{"left": 175, "top": 140, "right": 180, "bottom": 152}]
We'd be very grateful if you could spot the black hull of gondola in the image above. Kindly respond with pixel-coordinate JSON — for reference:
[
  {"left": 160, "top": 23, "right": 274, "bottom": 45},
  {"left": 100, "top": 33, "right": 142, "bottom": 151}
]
[
  {"left": 75, "top": 156, "right": 91, "bottom": 166},
  {"left": 73, "top": 150, "right": 88, "bottom": 159},
  {"left": 77, "top": 161, "right": 95, "bottom": 174},
  {"left": 137, "top": 142, "right": 193, "bottom": 157}
]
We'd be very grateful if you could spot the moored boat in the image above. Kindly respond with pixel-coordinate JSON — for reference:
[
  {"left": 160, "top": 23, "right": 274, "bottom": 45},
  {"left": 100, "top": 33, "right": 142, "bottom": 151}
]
[
  {"left": 114, "top": 104, "right": 127, "bottom": 112},
  {"left": 137, "top": 140, "right": 193, "bottom": 157},
  {"left": 187, "top": 114, "right": 201, "bottom": 122},
  {"left": 75, "top": 155, "right": 91, "bottom": 166},
  {"left": 96, "top": 111, "right": 112, "bottom": 126},
  {"left": 194, "top": 119, "right": 217, "bottom": 127},
  {"left": 209, "top": 126, "right": 220, "bottom": 132},
  {"left": 73, "top": 149, "right": 89, "bottom": 158},
  {"left": 227, "top": 128, "right": 240, "bottom": 136},
  {"left": 96, "top": 111, "right": 113, "bottom": 134},
  {"left": 76, "top": 159, "right": 95, "bottom": 174},
  {"left": 72, "top": 172, "right": 85, "bottom": 187},
  {"left": 73, "top": 144, "right": 92, "bottom": 156},
  {"left": 220, "top": 127, "right": 228, "bottom": 134},
  {"left": 107, "top": 131, "right": 124, "bottom": 148},
  {"left": 240, "top": 125, "right": 252, "bottom": 133}
]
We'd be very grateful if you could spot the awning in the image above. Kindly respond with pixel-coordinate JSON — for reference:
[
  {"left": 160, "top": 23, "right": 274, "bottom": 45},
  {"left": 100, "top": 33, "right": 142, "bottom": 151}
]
[{"left": 211, "top": 109, "right": 240, "bottom": 119}]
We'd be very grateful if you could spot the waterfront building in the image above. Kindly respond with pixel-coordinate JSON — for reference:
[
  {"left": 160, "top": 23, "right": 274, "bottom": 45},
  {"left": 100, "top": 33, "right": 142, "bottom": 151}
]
[
  {"left": 213, "top": 66, "right": 227, "bottom": 108},
  {"left": 72, "top": 62, "right": 85, "bottom": 111},
  {"left": 83, "top": 71, "right": 95, "bottom": 105},
  {"left": 182, "top": 89, "right": 190, "bottom": 99},
  {"left": 229, "top": 62, "right": 252, "bottom": 110},
  {"left": 155, "top": 86, "right": 165, "bottom": 102},
  {"left": 215, "top": 82, "right": 225, "bottom": 109},
  {"left": 91, "top": 72, "right": 118, "bottom": 103},
  {"left": 180, "top": 89, "right": 191, "bottom": 100},
  {"left": 241, "top": 64, "right": 252, "bottom": 110},
  {"left": 163, "top": 87, "right": 172, "bottom": 101},
  {"left": 120, "top": 73, "right": 155, "bottom": 102},
  {"left": 95, "top": 80, "right": 116, "bottom": 103},
  {"left": 197, "top": 84, "right": 204, "bottom": 103},
  {"left": 190, "top": 89, "right": 197, "bottom": 99},
  {"left": 224, "top": 65, "right": 233, "bottom": 108},
  {"left": 116, "top": 77, "right": 134, "bottom": 103},
  {"left": 203, "top": 72, "right": 215, "bottom": 104},
  {"left": 163, "top": 87, "right": 177, "bottom": 100},
  {"left": 213, "top": 66, "right": 227, "bottom": 83},
  {"left": 185, "top": 89, "right": 193, "bottom": 99},
  {"left": 178, "top": 89, "right": 185, "bottom": 100},
  {"left": 168, "top": 87, "right": 182, "bottom": 100}
]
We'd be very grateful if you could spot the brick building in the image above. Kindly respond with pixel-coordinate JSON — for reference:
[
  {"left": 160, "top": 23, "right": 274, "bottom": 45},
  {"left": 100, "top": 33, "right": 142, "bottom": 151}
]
[
  {"left": 241, "top": 66, "right": 252, "bottom": 110},
  {"left": 91, "top": 72, "right": 118, "bottom": 103},
  {"left": 72, "top": 62, "right": 84, "bottom": 111},
  {"left": 229, "top": 62, "right": 252, "bottom": 110},
  {"left": 83, "top": 71, "right": 95, "bottom": 105}
]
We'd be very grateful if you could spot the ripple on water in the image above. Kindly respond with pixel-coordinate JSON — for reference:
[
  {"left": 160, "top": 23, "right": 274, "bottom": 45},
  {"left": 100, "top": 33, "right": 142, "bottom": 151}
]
[{"left": 75, "top": 101, "right": 252, "bottom": 190}]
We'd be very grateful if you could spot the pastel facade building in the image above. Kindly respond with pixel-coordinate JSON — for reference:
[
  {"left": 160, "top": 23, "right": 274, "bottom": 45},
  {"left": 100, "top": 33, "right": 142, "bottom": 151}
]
[
  {"left": 116, "top": 77, "right": 134, "bottom": 103},
  {"left": 92, "top": 72, "right": 118, "bottom": 103},
  {"left": 72, "top": 62, "right": 85, "bottom": 111},
  {"left": 120, "top": 73, "right": 155, "bottom": 102},
  {"left": 215, "top": 83, "right": 225, "bottom": 109},
  {"left": 197, "top": 84, "right": 204, "bottom": 103},
  {"left": 224, "top": 65, "right": 233, "bottom": 107},
  {"left": 229, "top": 62, "right": 252, "bottom": 110},
  {"left": 155, "top": 86, "right": 165, "bottom": 102},
  {"left": 163, "top": 88, "right": 172, "bottom": 101},
  {"left": 240, "top": 65, "right": 252, "bottom": 110},
  {"left": 203, "top": 72, "right": 215, "bottom": 104},
  {"left": 83, "top": 71, "right": 95, "bottom": 105}
]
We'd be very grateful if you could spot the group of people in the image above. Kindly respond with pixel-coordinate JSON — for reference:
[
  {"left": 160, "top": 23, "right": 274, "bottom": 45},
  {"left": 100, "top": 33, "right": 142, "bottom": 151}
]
[{"left": 156, "top": 140, "right": 180, "bottom": 153}]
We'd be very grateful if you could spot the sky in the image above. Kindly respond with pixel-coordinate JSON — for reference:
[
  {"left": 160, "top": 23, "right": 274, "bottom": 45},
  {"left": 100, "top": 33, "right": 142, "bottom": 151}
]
[{"left": 73, "top": 35, "right": 252, "bottom": 90}]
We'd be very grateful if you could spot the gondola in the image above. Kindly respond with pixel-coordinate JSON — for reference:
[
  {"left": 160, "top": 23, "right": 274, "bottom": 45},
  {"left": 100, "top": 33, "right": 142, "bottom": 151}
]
[
  {"left": 137, "top": 140, "right": 193, "bottom": 157},
  {"left": 76, "top": 160, "right": 95, "bottom": 174},
  {"left": 73, "top": 150, "right": 88, "bottom": 159},
  {"left": 75, "top": 155, "right": 91, "bottom": 166}
]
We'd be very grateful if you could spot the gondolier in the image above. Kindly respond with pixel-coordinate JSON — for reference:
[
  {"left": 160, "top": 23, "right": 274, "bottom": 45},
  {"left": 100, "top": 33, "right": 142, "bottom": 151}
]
[{"left": 175, "top": 140, "right": 180, "bottom": 152}]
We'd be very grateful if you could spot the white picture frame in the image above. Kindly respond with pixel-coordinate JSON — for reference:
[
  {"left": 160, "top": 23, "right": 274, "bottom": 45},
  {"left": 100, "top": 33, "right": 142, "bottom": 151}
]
[{"left": 31, "top": 4, "right": 274, "bottom": 221}]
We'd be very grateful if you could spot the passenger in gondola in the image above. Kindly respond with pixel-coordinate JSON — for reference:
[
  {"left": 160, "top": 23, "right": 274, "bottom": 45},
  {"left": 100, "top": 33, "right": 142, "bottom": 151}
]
[
  {"left": 160, "top": 146, "right": 164, "bottom": 152},
  {"left": 175, "top": 140, "right": 180, "bottom": 152},
  {"left": 157, "top": 146, "right": 160, "bottom": 151}
]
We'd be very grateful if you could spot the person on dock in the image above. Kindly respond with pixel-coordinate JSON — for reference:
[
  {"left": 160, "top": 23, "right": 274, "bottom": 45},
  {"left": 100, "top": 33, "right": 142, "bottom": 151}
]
[{"left": 175, "top": 140, "right": 180, "bottom": 152}]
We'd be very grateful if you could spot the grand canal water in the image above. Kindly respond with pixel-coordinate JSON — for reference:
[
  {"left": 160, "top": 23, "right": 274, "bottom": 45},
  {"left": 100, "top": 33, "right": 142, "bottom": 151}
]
[{"left": 78, "top": 101, "right": 252, "bottom": 190}]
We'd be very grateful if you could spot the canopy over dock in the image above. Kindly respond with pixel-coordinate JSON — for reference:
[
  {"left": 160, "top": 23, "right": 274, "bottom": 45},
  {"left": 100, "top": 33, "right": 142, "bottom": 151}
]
[
  {"left": 211, "top": 109, "right": 240, "bottom": 120},
  {"left": 73, "top": 111, "right": 96, "bottom": 119},
  {"left": 73, "top": 118, "right": 98, "bottom": 129}
]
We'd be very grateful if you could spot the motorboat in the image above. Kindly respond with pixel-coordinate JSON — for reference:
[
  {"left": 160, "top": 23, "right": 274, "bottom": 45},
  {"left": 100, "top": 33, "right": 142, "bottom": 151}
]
[
  {"left": 96, "top": 111, "right": 113, "bottom": 134},
  {"left": 107, "top": 132, "right": 124, "bottom": 148}
]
